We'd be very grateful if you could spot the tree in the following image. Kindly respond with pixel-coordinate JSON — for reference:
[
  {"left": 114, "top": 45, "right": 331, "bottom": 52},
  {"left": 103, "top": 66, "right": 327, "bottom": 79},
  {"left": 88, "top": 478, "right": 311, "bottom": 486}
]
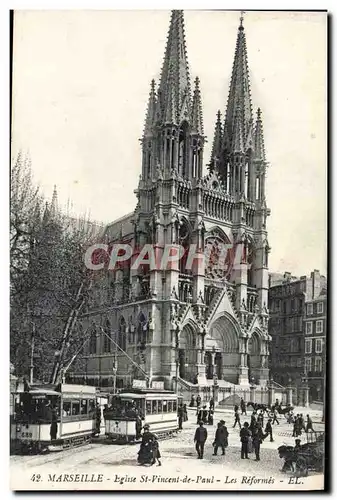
[{"left": 10, "top": 153, "right": 104, "bottom": 382}]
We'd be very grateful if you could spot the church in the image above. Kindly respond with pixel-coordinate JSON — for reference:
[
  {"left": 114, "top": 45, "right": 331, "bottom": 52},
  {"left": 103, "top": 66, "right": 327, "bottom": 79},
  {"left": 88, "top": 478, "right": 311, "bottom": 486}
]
[{"left": 73, "top": 10, "right": 272, "bottom": 393}]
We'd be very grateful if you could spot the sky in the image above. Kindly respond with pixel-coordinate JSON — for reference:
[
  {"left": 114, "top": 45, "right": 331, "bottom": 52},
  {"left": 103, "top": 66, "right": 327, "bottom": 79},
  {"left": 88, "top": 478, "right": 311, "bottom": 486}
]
[{"left": 11, "top": 9, "right": 327, "bottom": 277}]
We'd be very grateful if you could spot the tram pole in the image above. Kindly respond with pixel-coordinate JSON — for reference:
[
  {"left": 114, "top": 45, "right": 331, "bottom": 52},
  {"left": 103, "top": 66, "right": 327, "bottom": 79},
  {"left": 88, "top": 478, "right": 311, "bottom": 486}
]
[{"left": 29, "top": 322, "right": 35, "bottom": 384}]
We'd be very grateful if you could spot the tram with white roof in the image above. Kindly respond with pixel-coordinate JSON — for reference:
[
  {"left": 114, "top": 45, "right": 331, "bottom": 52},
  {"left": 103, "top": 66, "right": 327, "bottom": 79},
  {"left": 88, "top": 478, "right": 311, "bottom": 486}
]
[
  {"left": 104, "top": 388, "right": 179, "bottom": 443},
  {"left": 11, "top": 384, "right": 98, "bottom": 452}
]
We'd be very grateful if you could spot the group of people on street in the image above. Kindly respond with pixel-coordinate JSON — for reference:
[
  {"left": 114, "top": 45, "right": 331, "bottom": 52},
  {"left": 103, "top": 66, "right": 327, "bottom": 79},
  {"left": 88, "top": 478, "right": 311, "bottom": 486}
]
[
  {"left": 194, "top": 419, "right": 229, "bottom": 459},
  {"left": 292, "top": 413, "right": 314, "bottom": 437}
]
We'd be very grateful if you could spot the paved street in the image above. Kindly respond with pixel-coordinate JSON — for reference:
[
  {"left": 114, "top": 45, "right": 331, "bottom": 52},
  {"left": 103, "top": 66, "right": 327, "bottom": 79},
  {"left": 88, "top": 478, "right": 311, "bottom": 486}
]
[{"left": 10, "top": 407, "right": 324, "bottom": 491}]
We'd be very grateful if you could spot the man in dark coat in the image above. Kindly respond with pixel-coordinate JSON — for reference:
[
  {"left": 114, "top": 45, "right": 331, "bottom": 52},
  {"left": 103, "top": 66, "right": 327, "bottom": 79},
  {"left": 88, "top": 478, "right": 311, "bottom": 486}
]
[
  {"left": 50, "top": 408, "right": 58, "bottom": 441},
  {"left": 197, "top": 406, "right": 209, "bottom": 424},
  {"left": 233, "top": 407, "right": 241, "bottom": 428},
  {"left": 178, "top": 404, "right": 184, "bottom": 430},
  {"left": 240, "top": 422, "right": 251, "bottom": 459},
  {"left": 305, "top": 414, "right": 314, "bottom": 432},
  {"left": 196, "top": 395, "right": 201, "bottom": 409},
  {"left": 252, "top": 423, "right": 264, "bottom": 461},
  {"left": 209, "top": 398, "right": 215, "bottom": 411},
  {"left": 265, "top": 418, "right": 274, "bottom": 442},
  {"left": 194, "top": 421, "right": 208, "bottom": 459},
  {"left": 212, "top": 421, "right": 228, "bottom": 456},
  {"left": 240, "top": 398, "right": 247, "bottom": 416},
  {"left": 95, "top": 405, "right": 101, "bottom": 434},
  {"left": 190, "top": 395, "right": 195, "bottom": 407}
]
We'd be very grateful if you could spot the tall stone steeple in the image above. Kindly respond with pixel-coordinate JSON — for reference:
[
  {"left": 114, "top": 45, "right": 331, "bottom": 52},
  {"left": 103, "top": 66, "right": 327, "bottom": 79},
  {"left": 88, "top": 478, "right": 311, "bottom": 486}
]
[
  {"left": 157, "top": 10, "right": 192, "bottom": 125},
  {"left": 223, "top": 14, "right": 253, "bottom": 156},
  {"left": 140, "top": 10, "right": 205, "bottom": 183}
]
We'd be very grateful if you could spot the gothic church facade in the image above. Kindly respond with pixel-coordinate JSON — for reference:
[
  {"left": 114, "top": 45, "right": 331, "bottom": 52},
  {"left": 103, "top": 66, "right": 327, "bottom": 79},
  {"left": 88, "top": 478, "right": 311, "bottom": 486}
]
[{"left": 74, "top": 11, "right": 271, "bottom": 390}]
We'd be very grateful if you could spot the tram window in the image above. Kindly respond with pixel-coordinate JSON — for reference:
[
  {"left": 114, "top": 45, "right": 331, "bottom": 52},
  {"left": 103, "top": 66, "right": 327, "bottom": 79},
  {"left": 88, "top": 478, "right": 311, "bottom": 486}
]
[
  {"left": 158, "top": 401, "right": 162, "bottom": 413},
  {"left": 152, "top": 401, "right": 158, "bottom": 414},
  {"left": 81, "top": 400, "right": 88, "bottom": 415},
  {"left": 146, "top": 401, "right": 152, "bottom": 415},
  {"left": 88, "top": 399, "right": 95, "bottom": 415},
  {"left": 167, "top": 401, "right": 172, "bottom": 413},
  {"left": 71, "top": 400, "right": 80, "bottom": 416},
  {"left": 163, "top": 400, "right": 168, "bottom": 413},
  {"left": 63, "top": 401, "right": 71, "bottom": 416},
  {"left": 173, "top": 401, "right": 177, "bottom": 412}
]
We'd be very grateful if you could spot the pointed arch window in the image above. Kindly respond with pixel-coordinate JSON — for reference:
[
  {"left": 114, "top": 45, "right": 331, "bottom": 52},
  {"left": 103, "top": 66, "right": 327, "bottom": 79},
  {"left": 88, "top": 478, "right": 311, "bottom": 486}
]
[
  {"left": 103, "top": 319, "right": 111, "bottom": 353},
  {"left": 247, "top": 243, "right": 254, "bottom": 287},
  {"left": 118, "top": 316, "right": 127, "bottom": 351},
  {"left": 244, "top": 161, "right": 249, "bottom": 199},
  {"left": 255, "top": 177, "right": 260, "bottom": 200},
  {"left": 178, "top": 122, "right": 188, "bottom": 177}
]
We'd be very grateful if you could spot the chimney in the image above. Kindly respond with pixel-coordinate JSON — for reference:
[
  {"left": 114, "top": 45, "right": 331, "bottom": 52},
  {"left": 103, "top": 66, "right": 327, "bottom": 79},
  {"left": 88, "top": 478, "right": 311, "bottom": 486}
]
[{"left": 311, "top": 269, "right": 321, "bottom": 300}]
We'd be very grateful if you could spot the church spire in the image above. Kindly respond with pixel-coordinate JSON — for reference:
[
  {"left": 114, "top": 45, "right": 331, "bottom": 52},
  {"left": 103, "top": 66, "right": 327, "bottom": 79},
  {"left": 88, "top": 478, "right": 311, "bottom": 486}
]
[
  {"left": 158, "top": 10, "right": 192, "bottom": 124},
  {"left": 143, "top": 79, "right": 157, "bottom": 137},
  {"left": 254, "top": 107, "right": 266, "bottom": 161},
  {"left": 223, "top": 13, "right": 253, "bottom": 153},
  {"left": 209, "top": 110, "right": 222, "bottom": 172},
  {"left": 191, "top": 77, "right": 204, "bottom": 135}
]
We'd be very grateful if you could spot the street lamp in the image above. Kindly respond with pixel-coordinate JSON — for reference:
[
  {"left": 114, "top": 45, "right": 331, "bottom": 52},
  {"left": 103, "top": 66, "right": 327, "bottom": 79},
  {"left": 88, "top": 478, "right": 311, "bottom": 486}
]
[
  {"left": 175, "top": 326, "right": 180, "bottom": 395},
  {"left": 112, "top": 354, "right": 118, "bottom": 395}
]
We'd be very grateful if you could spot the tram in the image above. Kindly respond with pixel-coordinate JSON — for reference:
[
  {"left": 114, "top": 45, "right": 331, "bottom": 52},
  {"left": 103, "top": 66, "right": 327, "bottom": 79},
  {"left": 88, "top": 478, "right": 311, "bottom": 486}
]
[
  {"left": 11, "top": 384, "right": 98, "bottom": 452},
  {"left": 104, "top": 388, "right": 179, "bottom": 443}
]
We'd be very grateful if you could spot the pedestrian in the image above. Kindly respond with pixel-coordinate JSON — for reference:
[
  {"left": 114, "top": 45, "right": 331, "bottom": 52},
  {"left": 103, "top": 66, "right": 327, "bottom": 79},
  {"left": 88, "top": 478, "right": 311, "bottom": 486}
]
[
  {"left": 209, "top": 397, "right": 215, "bottom": 411},
  {"left": 272, "top": 409, "right": 279, "bottom": 425},
  {"left": 257, "top": 410, "right": 264, "bottom": 428},
  {"left": 240, "top": 398, "right": 247, "bottom": 416},
  {"left": 252, "top": 423, "right": 264, "bottom": 461},
  {"left": 183, "top": 404, "right": 188, "bottom": 422},
  {"left": 95, "top": 405, "right": 101, "bottom": 434},
  {"left": 196, "top": 394, "right": 201, "bottom": 409},
  {"left": 152, "top": 434, "right": 162, "bottom": 466},
  {"left": 265, "top": 418, "right": 274, "bottom": 442},
  {"left": 305, "top": 414, "right": 314, "bottom": 432},
  {"left": 212, "top": 422, "right": 226, "bottom": 456},
  {"left": 234, "top": 404, "right": 239, "bottom": 412},
  {"left": 207, "top": 409, "right": 214, "bottom": 425},
  {"left": 201, "top": 405, "right": 208, "bottom": 422},
  {"left": 250, "top": 414, "right": 257, "bottom": 434},
  {"left": 178, "top": 404, "right": 184, "bottom": 430},
  {"left": 292, "top": 416, "right": 299, "bottom": 437},
  {"left": 50, "top": 408, "right": 58, "bottom": 441},
  {"left": 240, "top": 422, "right": 251, "bottom": 459},
  {"left": 233, "top": 407, "right": 241, "bottom": 428},
  {"left": 220, "top": 420, "right": 229, "bottom": 448},
  {"left": 194, "top": 421, "right": 207, "bottom": 459},
  {"left": 299, "top": 414, "right": 305, "bottom": 432},
  {"left": 190, "top": 395, "right": 195, "bottom": 408}
]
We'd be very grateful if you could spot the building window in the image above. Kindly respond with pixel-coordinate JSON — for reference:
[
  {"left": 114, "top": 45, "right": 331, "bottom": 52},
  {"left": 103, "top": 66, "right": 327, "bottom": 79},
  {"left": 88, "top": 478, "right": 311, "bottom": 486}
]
[
  {"left": 305, "top": 357, "right": 312, "bottom": 372},
  {"left": 307, "top": 303, "right": 313, "bottom": 315},
  {"left": 315, "top": 339, "right": 323, "bottom": 353},
  {"left": 316, "top": 320, "right": 323, "bottom": 334},
  {"left": 306, "top": 322, "right": 313, "bottom": 335},
  {"left": 297, "top": 358, "right": 302, "bottom": 368},
  {"left": 317, "top": 302, "right": 324, "bottom": 314},
  {"left": 305, "top": 339, "right": 312, "bottom": 354},
  {"left": 314, "top": 357, "right": 322, "bottom": 372}
]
